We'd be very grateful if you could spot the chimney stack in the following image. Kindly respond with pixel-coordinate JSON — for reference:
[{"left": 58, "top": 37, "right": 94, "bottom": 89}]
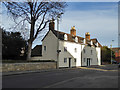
[
  {"left": 70, "top": 26, "right": 76, "bottom": 36},
  {"left": 49, "top": 19, "right": 55, "bottom": 31},
  {"left": 85, "top": 32, "right": 90, "bottom": 40}
]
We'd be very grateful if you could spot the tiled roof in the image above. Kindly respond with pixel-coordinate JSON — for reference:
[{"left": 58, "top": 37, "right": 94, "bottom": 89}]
[
  {"left": 42, "top": 30, "right": 102, "bottom": 47},
  {"left": 52, "top": 30, "right": 84, "bottom": 43}
]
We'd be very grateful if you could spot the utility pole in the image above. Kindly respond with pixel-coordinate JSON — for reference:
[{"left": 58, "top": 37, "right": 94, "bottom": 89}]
[
  {"left": 111, "top": 40, "right": 114, "bottom": 64},
  {"left": 110, "top": 44, "right": 112, "bottom": 64}
]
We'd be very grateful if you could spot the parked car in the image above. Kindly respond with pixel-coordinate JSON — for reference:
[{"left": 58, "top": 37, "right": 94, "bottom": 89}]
[
  {"left": 112, "top": 60, "right": 117, "bottom": 64},
  {"left": 118, "top": 63, "right": 120, "bottom": 68}
]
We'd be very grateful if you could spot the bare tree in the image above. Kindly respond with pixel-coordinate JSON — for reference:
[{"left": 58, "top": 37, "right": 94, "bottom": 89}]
[{"left": 3, "top": 1, "right": 67, "bottom": 60}]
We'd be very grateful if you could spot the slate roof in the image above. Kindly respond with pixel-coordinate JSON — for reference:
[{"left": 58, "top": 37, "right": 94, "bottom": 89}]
[{"left": 31, "top": 45, "right": 42, "bottom": 56}]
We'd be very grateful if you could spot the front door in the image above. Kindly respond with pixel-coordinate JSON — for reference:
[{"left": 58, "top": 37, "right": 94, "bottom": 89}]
[
  {"left": 87, "top": 58, "right": 90, "bottom": 66},
  {"left": 69, "top": 58, "right": 71, "bottom": 68}
]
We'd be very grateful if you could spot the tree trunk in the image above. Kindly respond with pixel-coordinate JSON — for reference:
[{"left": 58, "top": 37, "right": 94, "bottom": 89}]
[
  {"left": 27, "top": 40, "right": 32, "bottom": 61},
  {"left": 27, "top": 16, "right": 35, "bottom": 61}
]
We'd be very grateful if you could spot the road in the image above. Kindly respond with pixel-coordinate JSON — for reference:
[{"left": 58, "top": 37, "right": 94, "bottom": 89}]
[{"left": 2, "top": 65, "right": 119, "bottom": 88}]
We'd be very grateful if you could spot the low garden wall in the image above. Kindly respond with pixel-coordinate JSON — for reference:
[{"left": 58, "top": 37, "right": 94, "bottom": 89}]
[{"left": 2, "top": 62, "right": 57, "bottom": 72}]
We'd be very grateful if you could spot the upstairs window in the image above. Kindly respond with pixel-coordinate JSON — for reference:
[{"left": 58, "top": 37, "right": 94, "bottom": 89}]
[
  {"left": 75, "top": 37, "right": 78, "bottom": 42},
  {"left": 83, "top": 39, "right": 86, "bottom": 44},
  {"left": 83, "top": 49, "right": 85, "bottom": 53},
  {"left": 64, "top": 34, "right": 67, "bottom": 40},
  {"left": 64, "top": 47, "right": 67, "bottom": 52},
  {"left": 72, "top": 37, "right": 75, "bottom": 41},
  {"left": 96, "top": 42, "right": 99, "bottom": 47},
  {"left": 44, "top": 46, "right": 46, "bottom": 51},
  {"left": 91, "top": 50, "right": 93, "bottom": 55},
  {"left": 75, "top": 48, "right": 77, "bottom": 52},
  {"left": 91, "top": 40, "right": 93, "bottom": 45}
]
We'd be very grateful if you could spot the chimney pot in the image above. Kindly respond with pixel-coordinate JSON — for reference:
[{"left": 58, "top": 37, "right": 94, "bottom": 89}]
[
  {"left": 85, "top": 32, "right": 90, "bottom": 40},
  {"left": 70, "top": 26, "right": 76, "bottom": 36},
  {"left": 49, "top": 20, "right": 55, "bottom": 31}
]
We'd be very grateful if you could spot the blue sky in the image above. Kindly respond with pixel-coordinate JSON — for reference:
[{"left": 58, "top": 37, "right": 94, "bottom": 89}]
[
  {"left": 1, "top": 2, "right": 118, "bottom": 48},
  {"left": 55, "top": 2, "right": 118, "bottom": 48}
]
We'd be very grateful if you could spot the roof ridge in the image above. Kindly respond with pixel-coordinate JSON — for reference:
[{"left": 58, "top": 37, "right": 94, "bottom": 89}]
[{"left": 54, "top": 30, "right": 84, "bottom": 39}]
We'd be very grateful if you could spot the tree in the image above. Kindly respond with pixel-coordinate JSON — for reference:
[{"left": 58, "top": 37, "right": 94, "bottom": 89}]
[
  {"left": 3, "top": 1, "right": 67, "bottom": 60},
  {"left": 101, "top": 46, "right": 115, "bottom": 63},
  {"left": 2, "top": 26, "right": 27, "bottom": 60}
]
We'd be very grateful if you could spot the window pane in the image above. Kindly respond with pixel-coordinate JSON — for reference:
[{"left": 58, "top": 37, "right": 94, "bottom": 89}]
[
  {"left": 83, "top": 49, "right": 85, "bottom": 53},
  {"left": 91, "top": 50, "right": 92, "bottom": 55},
  {"left": 64, "top": 47, "right": 67, "bottom": 52},
  {"left": 84, "top": 58, "right": 85, "bottom": 62},
  {"left": 74, "top": 58, "right": 76, "bottom": 62},
  {"left": 44, "top": 46, "right": 46, "bottom": 51},
  {"left": 64, "top": 58, "right": 67, "bottom": 63},
  {"left": 75, "top": 48, "right": 77, "bottom": 52}
]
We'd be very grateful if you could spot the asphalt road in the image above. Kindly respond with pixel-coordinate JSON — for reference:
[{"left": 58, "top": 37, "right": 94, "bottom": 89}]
[{"left": 2, "top": 65, "right": 119, "bottom": 88}]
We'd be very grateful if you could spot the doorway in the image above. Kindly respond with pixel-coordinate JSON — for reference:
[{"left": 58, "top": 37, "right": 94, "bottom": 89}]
[
  {"left": 69, "top": 58, "right": 71, "bottom": 68},
  {"left": 87, "top": 58, "right": 91, "bottom": 66}
]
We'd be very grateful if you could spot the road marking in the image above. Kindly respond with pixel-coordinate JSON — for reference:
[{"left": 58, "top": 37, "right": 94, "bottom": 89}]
[
  {"left": 77, "top": 67, "right": 118, "bottom": 72},
  {"left": 43, "top": 75, "right": 118, "bottom": 88},
  {"left": 43, "top": 77, "right": 80, "bottom": 88}
]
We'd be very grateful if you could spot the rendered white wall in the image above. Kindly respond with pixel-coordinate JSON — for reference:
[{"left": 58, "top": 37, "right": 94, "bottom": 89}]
[
  {"left": 42, "top": 30, "right": 58, "bottom": 61},
  {"left": 59, "top": 40, "right": 82, "bottom": 67},
  {"left": 82, "top": 46, "right": 98, "bottom": 66},
  {"left": 96, "top": 47, "right": 101, "bottom": 65}
]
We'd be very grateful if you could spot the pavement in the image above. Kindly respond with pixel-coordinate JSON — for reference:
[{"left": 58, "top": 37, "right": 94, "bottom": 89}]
[{"left": 2, "top": 64, "right": 119, "bottom": 88}]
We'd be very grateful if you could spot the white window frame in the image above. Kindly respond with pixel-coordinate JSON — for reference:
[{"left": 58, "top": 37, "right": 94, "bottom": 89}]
[
  {"left": 83, "top": 49, "right": 85, "bottom": 53},
  {"left": 64, "top": 34, "right": 67, "bottom": 40},
  {"left": 75, "top": 48, "right": 77, "bottom": 53},
  {"left": 75, "top": 37, "right": 78, "bottom": 42},
  {"left": 74, "top": 58, "right": 76, "bottom": 62},
  {"left": 64, "top": 47, "right": 67, "bottom": 52},
  {"left": 84, "top": 58, "right": 86, "bottom": 62},
  {"left": 44, "top": 46, "right": 46, "bottom": 51},
  {"left": 64, "top": 58, "right": 67, "bottom": 63},
  {"left": 91, "top": 50, "right": 93, "bottom": 55}
]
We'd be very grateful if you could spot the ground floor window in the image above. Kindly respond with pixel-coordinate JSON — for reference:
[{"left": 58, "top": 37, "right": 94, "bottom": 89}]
[
  {"left": 84, "top": 58, "right": 86, "bottom": 62},
  {"left": 91, "top": 58, "right": 92, "bottom": 62},
  {"left": 64, "top": 58, "right": 67, "bottom": 63},
  {"left": 74, "top": 58, "right": 76, "bottom": 62}
]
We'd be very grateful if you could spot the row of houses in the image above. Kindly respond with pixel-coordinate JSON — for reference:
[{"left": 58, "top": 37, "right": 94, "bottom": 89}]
[{"left": 31, "top": 20, "right": 102, "bottom": 68}]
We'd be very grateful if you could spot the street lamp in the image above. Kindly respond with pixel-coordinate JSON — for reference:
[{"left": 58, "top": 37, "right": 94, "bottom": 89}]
[
  {"left": 57, "top": 13, "right": 63, "bottom": 30},
  {"left": 111, "top": 40, "right": 114, "bottom": 64},
  {"left": 56, "top": 13, "right": 63, "bottom": 69}
]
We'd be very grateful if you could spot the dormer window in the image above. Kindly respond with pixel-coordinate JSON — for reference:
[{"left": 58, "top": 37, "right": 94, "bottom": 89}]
[
  {"left": 64, "top": 34, "right": 67, "bottom": 40},
  {"left": 96, "top": 42, "right": 99, "bottom": 47},
  {"left": 90, "top": 40, "right": 93, "bottom": 45},
  {"left": 83, "top": 38, "right": 86, "bottom": 44},
  {"left": 75, "top": 37, "right": 78, "bottom": 42},
  {"left": 72, "top": 37, "right": 75, "bottom": 41}
]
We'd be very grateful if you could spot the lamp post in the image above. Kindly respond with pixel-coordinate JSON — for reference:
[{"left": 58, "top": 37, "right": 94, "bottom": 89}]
[
  {"left": 57, "top": 13, "right": 63, "bottom": 30},
  {"left": 111, "top": 40, "right": 114, "bottom": 64},
  {"left": 56, "top": 13, "right": 63, "bottom": 69}
]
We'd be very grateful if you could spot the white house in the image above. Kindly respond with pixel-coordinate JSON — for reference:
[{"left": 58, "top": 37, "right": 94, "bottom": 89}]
[{"left": 31, "top": 20, "right": 102, "bottom": 68}]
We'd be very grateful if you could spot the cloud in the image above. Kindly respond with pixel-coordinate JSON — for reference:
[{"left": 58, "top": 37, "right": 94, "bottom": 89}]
[{"left": 59, "top": 9, "right": 118, "bottom": 47}]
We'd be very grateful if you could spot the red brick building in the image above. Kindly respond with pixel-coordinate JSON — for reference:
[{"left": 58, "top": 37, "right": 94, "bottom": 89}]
[{"left": 112, "top": 48, "right": 120, "bottom": 63}]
